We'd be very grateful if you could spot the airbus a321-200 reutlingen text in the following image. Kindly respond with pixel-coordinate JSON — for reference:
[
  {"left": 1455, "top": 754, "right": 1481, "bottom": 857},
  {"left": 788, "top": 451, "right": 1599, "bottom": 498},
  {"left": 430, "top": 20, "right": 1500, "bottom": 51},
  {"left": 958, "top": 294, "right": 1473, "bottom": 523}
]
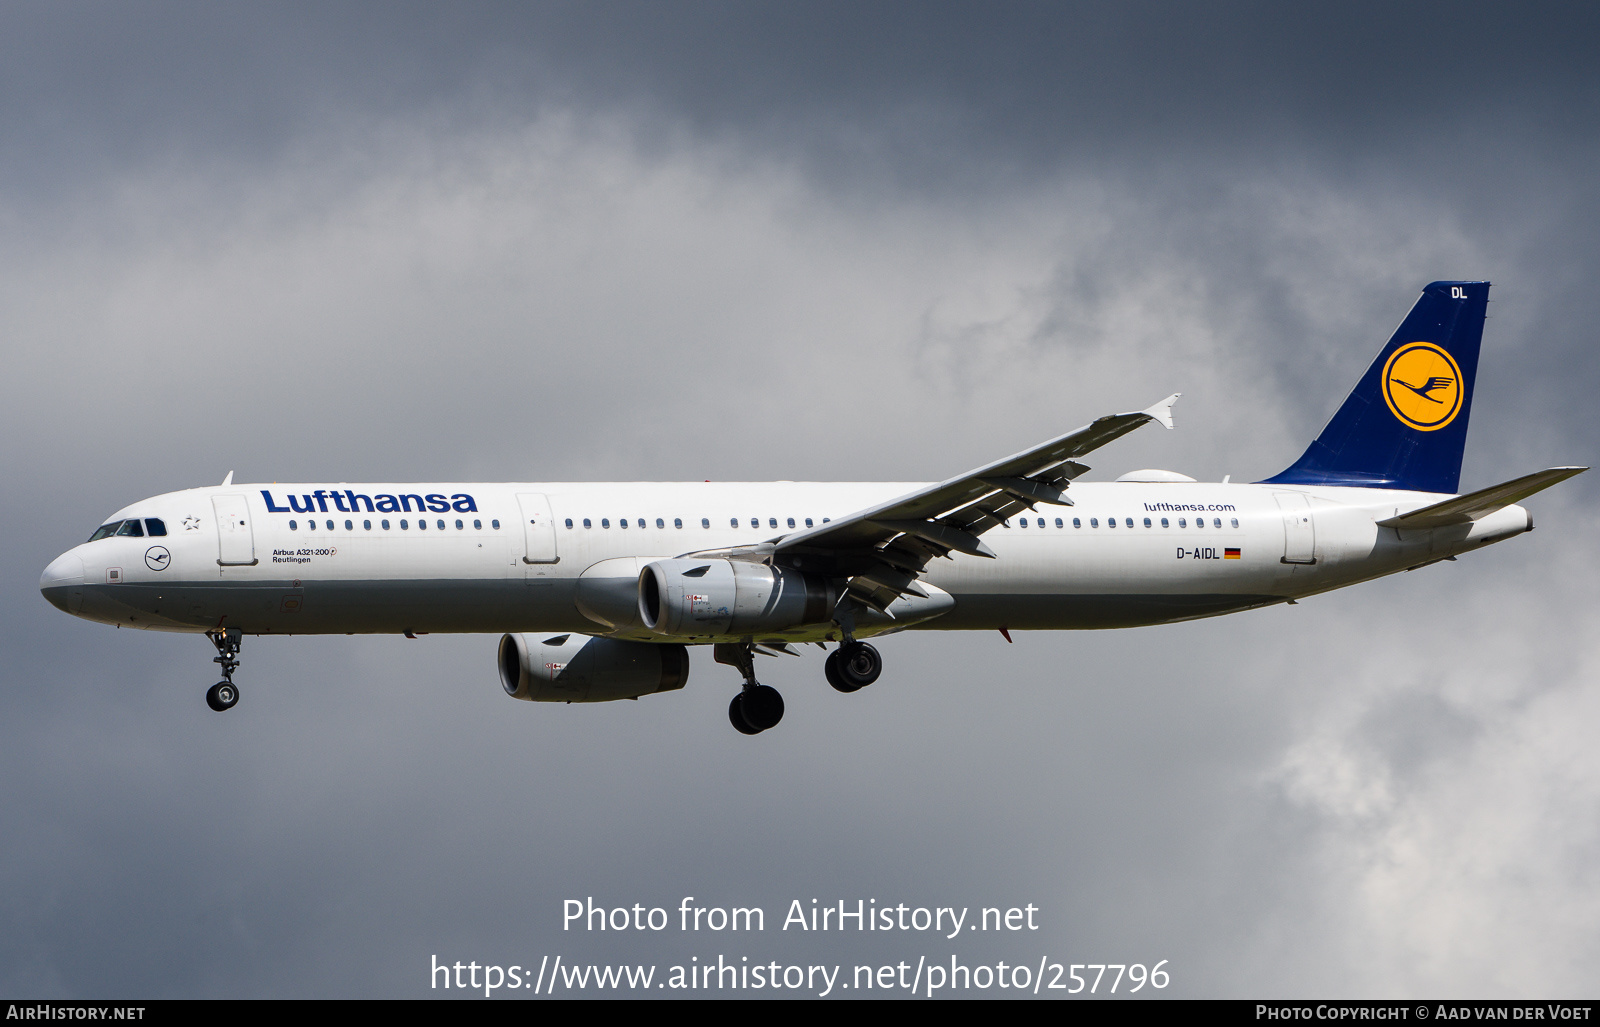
[{"left": 40, "top": 282, "right": 1585, "bottom": 734}]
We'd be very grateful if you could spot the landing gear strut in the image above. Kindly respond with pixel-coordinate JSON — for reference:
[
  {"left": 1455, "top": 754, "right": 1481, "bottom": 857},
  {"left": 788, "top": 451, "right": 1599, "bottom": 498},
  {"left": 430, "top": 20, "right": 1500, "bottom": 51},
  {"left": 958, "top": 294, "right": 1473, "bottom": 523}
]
[
  {"left": 715, "top": 642, "right": 784, "bottom": 735},
  {"left": 205, "top": 628, "right": 242, "bottom": 712},
  {"left": 825, "top": 641, "right": 882, "bottom": 693}
]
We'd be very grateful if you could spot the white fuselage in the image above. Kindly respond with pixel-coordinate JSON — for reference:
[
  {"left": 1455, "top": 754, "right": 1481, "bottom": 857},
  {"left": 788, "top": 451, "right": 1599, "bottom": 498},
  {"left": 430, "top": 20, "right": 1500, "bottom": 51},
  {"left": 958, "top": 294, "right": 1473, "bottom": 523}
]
[{"left": 39, "top": 480, "right": 1533, "bottom": 642}]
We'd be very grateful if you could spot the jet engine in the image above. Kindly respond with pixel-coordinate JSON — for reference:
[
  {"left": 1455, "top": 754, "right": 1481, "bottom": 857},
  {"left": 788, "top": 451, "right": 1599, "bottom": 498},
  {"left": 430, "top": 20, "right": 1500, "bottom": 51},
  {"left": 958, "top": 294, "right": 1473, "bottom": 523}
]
[
  {"left": 498, "top": 632, "right": 689, "bottom": 702},
  {"left": 638, "top": 558, "right": 838, "bottom": 637}
]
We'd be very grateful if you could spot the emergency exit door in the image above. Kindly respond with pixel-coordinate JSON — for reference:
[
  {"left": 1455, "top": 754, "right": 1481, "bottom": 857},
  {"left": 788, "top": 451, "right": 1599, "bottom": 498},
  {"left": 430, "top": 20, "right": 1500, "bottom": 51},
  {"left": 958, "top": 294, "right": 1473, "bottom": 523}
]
[{"left": 517, "top": 493, "right": 560, "bottom": 564}]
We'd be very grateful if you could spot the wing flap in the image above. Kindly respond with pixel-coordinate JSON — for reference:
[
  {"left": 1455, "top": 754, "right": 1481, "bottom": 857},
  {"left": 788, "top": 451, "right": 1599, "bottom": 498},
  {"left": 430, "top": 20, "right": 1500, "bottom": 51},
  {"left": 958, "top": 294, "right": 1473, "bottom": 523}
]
[{"left": 867, "top": 519, "right": 997, "bottom": 558}]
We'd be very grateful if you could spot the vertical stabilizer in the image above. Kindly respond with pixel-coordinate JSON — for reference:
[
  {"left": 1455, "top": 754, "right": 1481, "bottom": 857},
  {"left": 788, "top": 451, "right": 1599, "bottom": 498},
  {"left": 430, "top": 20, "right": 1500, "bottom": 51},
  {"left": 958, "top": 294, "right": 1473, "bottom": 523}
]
[{"left": 1261, "top": 281, "right": 1488, "bottom": 494}]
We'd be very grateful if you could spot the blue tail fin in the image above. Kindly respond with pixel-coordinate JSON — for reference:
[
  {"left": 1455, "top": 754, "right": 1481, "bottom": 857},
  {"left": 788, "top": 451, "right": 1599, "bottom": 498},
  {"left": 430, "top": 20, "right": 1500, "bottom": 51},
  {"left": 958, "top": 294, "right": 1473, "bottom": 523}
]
[{"left": 1261, "top": 281, "right": 1489, "bottom": 494}]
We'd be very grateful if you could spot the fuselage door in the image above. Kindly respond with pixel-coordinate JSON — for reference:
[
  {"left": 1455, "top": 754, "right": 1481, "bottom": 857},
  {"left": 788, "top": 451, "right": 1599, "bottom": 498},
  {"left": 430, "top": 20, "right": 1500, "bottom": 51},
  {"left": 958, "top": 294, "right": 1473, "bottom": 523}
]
[
  {"left": 212, "top": 494, "right": 258, "bottom": 566},
  {"left": 1274, "top": 492, "right": 1317, "bottom": 565},
  {"left": 517, "top": 493, "right": 560, "bottom": 564}
]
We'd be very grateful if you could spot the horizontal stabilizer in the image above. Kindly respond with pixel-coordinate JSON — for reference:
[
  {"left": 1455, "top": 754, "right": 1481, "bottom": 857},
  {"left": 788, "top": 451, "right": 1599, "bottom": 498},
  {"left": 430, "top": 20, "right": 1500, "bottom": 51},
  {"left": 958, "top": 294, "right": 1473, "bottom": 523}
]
[{"left": 1376, "top": 466, "right": 1587, "bottom": 528}]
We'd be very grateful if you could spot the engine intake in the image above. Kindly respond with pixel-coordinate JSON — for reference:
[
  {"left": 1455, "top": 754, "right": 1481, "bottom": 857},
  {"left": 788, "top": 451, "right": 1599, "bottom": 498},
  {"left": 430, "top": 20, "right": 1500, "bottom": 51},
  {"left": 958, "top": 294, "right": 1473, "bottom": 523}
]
[
  {"left": 638, "top": 558, "right": 837, "bottom": 637},
  {"left": 498, "top": 633, "right": 689, "bottom": 702}
]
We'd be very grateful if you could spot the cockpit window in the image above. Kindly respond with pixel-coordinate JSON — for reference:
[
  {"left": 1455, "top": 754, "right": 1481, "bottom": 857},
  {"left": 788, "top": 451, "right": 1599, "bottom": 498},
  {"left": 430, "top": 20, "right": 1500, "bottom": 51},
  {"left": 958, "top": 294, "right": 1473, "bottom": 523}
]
[
  {"left": 88, "top": 522, "right": 121, "bottom": 542},
  {"left": 145, "top": 518, "right": 167, "bottom": 537},
  {"left": 115, "top": 520, "right": 145, "bottom": 538}
]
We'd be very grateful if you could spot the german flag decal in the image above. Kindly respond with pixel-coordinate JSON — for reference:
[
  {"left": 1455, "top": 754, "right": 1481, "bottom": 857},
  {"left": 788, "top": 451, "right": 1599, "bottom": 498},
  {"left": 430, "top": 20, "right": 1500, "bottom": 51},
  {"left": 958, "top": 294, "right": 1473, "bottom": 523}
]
[{"left": 1224, "top": 548, "right": 1241, "bottom": 560}]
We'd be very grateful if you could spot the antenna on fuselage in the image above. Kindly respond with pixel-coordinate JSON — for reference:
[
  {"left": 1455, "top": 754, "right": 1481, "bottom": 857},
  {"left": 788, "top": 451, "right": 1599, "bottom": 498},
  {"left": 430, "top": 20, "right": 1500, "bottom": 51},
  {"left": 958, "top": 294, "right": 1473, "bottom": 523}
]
[{"left": 221, "top": 470, "right": 234, "bottom": 486}]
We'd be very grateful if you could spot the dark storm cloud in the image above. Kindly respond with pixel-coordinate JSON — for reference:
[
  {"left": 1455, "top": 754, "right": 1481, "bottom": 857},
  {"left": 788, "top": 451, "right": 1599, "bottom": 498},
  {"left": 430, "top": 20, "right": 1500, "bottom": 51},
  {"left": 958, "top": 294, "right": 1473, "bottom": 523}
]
[
  {"left": 8, "top": 2, "right": 1600, "bottom": 183},
  {"left": 8, "top": 1, "right": 1598, "bottom": 455}
]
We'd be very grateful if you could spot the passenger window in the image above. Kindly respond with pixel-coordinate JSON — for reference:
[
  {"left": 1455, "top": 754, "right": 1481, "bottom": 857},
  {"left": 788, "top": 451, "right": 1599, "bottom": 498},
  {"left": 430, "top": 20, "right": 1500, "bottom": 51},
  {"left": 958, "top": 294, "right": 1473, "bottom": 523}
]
[
  {"left": 1143, "top": 517, "right": 1152, "bottom": 528},
  {"left": 1231, "top": 518, "right": 1239, "bottom": 529},
  {"left": 438, "top": 520, "right": 446, "bottom": 530},
  {"left": 116, "top": 520, "right": 145, "bottom": 538},
  {"left": 1037, "top": 518, "right": 1045, "bottom": 528},
  {"left": 619, "top": 518, "right": 628, "bottom": 529},
  {"left": 289, "top": 520, "right": 298, "bottom": 531},
  {"left": 701, "top": 518, "right": 709, "bottom": 528},
  {"left": 326, "top": 520, "right": 335, "bottom": 531},
  {"left": 1195, "top": 518, "right": 1204, "bottom": 529},
  {"left": 474, "top": 519, "right": 482, "bottom": 529},
  {"left": 492, "top": 520, "right": 500, "bottom": 529},
  {"left": 770, "top": 517, "right": 778, "bottom": 529},
  {"left": 638, "top": 519, "right": 645, "bottom": 529},
  {"left": 1072, "top": 518, "right": 1081, "bottom": 528},
  {"left": 1019, "top": 518, "right": 1027, "bottom": 529},
  {"left": 564, "top": 518, "right": 573, "bottom": 529},
  {"left": 1055, "top": 518, "right": 1063, "bottom": 528},
  {"left": 805, "top": 518, "right": 813, "bottom": 528},
  {"left": 1161, "top": 517, "right": 1169, "bottom": 528},
  {"left": 401, "top": 519, "right": 409, "bottom": 529},
  {"left": 419, "top": 519, "right": 427, "bottom": 530},
  {"left": 364, "top": 519, "right": 372, "bottom": 530},
  {"left": 751, "top": 518, "right": 759, "bottom": 529},
  {"left": 1090, "top": 518, "right": 1099, "bottom": 528},
  {"left": 1125, "top": 518, "right": 1134, "bottom": 528},
  {"left": 674, "top": 518, "right": 683, "bottom": 529},
  {"left": 602, "top": 518, "right": 610, "bottom": 528},
  {"left": 1213, "top": 517, "right": 1222, "bottom": 528},
  {"left": 1178, "top": 518, "right": 1187, "bottom": 528},
  {"left": 382, "top": 519, "right": 391, "bottom": 530},
  {"left": 656, "top": 518, "right": 665, "bottom": 529},
  {"left": 583, "top": 518, "right": 591, "bottom": 528},
  {"left": 730, "top": 518, "right": 739, "bottom": 528},
  {"left": 1108, "top": 518, "right": 1116, "bottom": 529},
  {"left": 455, "top": 519, "right": 464, "bottom": 530},
  {"left": 345, "top": 519, "right": 353, "bottom": 530},
  {"left": 145, "top": 518, "right": 167, "bottom": 536},
  {"left": 787, "top": 517, "right": 795, "bottom": 529}
]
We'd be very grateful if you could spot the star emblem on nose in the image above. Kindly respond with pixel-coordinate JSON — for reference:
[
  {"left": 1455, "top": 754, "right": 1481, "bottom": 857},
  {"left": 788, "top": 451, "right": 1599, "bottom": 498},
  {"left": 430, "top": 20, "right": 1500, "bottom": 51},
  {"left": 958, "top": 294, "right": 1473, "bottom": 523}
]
[{"left": 183, "top": 516, "right": 201, "bottom": 531}]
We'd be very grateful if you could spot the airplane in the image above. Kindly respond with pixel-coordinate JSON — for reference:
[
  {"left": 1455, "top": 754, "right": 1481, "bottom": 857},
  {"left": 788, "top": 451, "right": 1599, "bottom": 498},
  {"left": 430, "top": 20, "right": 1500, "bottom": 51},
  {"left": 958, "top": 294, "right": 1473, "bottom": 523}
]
[{"left": 38, "top": 281, "right": 1585, "bottom": 734}]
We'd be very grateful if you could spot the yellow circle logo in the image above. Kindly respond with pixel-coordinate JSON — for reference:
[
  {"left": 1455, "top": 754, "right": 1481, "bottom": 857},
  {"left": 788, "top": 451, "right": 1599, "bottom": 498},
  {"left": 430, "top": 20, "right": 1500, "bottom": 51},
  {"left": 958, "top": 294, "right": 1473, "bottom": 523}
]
[{"left": 1382, "top": 342, "right": 1463, "bottom": 431}]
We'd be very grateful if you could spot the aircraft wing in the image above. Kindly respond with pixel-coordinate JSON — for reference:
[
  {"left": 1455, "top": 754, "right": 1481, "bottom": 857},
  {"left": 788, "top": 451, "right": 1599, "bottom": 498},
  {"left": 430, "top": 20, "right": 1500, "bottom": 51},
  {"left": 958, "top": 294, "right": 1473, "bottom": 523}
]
[
  {"left": 1376, "top": 466, "right": 1588, "bottom": 529},
  {"left": 767, "top": 394, "right": 1180, "bottom": 613}
]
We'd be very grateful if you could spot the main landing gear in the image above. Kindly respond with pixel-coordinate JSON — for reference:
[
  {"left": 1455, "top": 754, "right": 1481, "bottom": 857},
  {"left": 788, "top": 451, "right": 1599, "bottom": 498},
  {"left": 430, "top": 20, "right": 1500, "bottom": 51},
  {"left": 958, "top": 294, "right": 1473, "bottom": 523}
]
[
  {"left": 717, "top": 643, "right": 785, "bottom": 735},
  {"left": 718, "top": 639, "right": 887, "bottom": 734},
  {"left": 204, "top": 628, "right": 242, "bottom": 712},
  {"left": 824, "top": 641, "right": 882, "bottom": 693}
]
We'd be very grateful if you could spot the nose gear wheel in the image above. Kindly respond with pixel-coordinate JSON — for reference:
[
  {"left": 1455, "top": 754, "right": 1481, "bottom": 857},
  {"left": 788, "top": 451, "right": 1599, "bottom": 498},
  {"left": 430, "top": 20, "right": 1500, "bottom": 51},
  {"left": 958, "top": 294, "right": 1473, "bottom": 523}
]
[{"left": 206, "top": 681, "right": 239, "bottom": 711}]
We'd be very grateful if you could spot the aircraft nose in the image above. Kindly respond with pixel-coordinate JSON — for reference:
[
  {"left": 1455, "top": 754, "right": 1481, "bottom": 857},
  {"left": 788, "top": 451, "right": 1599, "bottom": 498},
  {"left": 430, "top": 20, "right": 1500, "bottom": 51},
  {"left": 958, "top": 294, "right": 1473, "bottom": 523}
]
[{"left": 40, "top": 552, "right": 85, "bottom": 613}]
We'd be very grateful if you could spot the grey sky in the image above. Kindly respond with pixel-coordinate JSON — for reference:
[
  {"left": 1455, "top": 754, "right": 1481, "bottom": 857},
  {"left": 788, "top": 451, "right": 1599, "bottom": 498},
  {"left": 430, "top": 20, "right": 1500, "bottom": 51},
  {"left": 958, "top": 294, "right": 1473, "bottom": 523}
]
[{"left": 3, "top": 2, "right": 1597, "bottom": 998}]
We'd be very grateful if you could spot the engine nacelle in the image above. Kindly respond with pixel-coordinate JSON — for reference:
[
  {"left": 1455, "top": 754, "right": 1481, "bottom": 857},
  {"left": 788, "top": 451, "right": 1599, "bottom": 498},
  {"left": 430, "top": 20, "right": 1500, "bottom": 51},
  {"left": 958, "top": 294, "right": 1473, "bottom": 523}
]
[
  {"left": 638, "top": 558, "right": 838, "bottom": 637},
  {"left": 498, "top": 633, "right": 689, "bottom": 702}
]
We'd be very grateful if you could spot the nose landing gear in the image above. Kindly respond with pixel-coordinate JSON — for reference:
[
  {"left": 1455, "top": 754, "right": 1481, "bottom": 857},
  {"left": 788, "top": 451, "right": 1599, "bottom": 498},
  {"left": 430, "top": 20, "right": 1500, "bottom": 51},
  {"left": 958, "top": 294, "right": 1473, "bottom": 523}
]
[{"left": 205, "top": 628, "right": 242, "bottom": 712}]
